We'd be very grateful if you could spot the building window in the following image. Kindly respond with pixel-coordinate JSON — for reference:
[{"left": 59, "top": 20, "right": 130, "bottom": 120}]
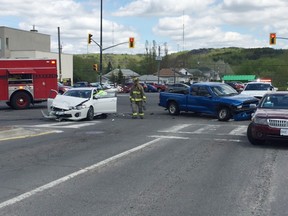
[{"left": 6, "top": 37, "right": 9, "bottom": 49}]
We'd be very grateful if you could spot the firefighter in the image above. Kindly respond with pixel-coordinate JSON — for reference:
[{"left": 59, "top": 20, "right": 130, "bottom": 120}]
[
  {"left": 93, "top": 89, "right": 107, "bottom": 97},
  {"left": 130, "top": 77, "right": 146, "bottom": 119}
]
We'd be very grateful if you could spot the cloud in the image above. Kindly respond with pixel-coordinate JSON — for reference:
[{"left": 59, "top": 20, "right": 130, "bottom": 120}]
[
  {"left": 1, "top": 0, "right": 288, "bottom": 54},
  {"left": 113, "top": 0, "right": 215, "bottom": 16}
]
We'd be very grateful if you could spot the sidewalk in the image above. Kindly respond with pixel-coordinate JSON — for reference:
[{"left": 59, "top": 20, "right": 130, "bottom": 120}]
[{"left": 0, "top": 126, "right": 54, "bottom": 140}]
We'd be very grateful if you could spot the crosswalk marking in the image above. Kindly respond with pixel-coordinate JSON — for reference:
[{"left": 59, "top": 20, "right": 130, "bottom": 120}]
[
  {"left": 149, "top": 135, "right": 190, "bottom": 139},
  {"left": 191, "top": 125, "right": 219, "bottom": 134},
  {"left": 228, "top": 125, "right": 247, "bottom": 136},
  {"left": 157, "top": 124, "right": 248, "bottom": 136},
  {"left": 25, "top": 121, "right": 99, "bottom": 129},
  {"left": 158, "top": 124, "right": 192, "bottom": 133}
]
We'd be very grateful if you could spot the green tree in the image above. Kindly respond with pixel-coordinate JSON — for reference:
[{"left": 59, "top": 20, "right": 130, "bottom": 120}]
[{"left": 117, "top": 68, "right": 124, "bottom": 85}]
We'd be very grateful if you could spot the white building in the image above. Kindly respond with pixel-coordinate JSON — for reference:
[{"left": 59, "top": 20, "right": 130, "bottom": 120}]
[{"left": 0, "top": 26, "right": 73, "bottom": 84}]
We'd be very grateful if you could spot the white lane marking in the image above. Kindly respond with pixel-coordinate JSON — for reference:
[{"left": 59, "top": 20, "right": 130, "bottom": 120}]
[
  {"left": 0, "top": 138, "right": 162, "bottom": 209},
  {"left": 149, "top": 135, "right": 189, "bottom": 140},
  {"left": 214, "top": 138, "right": 242, "bottom": 142}
]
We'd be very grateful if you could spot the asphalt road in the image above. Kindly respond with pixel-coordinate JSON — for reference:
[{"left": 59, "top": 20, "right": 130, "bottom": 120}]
[{"left": 0, "top": 93, "right": 288, "bottom": 216}]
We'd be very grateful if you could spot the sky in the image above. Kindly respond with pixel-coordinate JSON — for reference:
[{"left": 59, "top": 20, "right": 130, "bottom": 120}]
[{"left": 1, "top": 0, "right": 288, "bottom": 55}]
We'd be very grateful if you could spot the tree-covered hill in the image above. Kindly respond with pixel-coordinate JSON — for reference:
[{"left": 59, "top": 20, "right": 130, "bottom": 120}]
[{"left": 73, "top": 47, "right": 288, "bottom": 89}]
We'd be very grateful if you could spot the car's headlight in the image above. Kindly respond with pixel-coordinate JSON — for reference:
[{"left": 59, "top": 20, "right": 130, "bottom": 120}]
[
  {"left": 76, "top": 104, "right": 87, "bottom": 110},
  {"left": 68, "top": 104, "right": 87, "bottom": 110},
  {"left": 253, "top": 117, "right": 268, "bottom": 125},
  {"left": 236, "top": 105, "right": 242, "bottom": 109}
]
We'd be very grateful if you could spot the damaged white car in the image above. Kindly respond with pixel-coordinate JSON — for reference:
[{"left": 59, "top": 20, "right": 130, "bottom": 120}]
[{"left": 42, "top": 88, "right": 117, "bottom": 121}]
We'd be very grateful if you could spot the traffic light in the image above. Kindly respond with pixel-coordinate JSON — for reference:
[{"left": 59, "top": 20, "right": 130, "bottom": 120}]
[
  {"left": 93, "top": 64, "right": 98, "bottom": 71},
  {"left": 129, "top": 37, "right": 135, "bottom": 48},
  {"left": 88, "top": 33, "right": 93, "bottom": 44},
  {"left": 270, "top": 33, "right": 276, "bottom": 45}
]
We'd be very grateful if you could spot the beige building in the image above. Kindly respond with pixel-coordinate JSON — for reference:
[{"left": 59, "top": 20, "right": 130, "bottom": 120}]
[{"left": 0, "top": 26, "right": 73, "bottom": 83}]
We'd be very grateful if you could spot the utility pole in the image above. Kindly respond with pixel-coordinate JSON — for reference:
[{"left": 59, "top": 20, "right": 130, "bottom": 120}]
[
  {"left": 156, "top": 45, "right": 162, "bottom": 84},
  {"left": 100, "top": 0, "right": 103, "bottom": 84},
  {"left": 57, "top": 27, "right": 62, "bottom": 82}
]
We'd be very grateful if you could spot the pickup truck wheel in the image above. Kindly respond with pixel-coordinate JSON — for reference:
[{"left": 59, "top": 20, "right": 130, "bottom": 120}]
[
  {"left": 217, "top": 107, "right": 231, "bottom": 121},
  {"left": 168, "top": 102, "right": 180, "bottom": 115},
  {"left": 86, "top": 107, "right": 94, "bottom": 121}
]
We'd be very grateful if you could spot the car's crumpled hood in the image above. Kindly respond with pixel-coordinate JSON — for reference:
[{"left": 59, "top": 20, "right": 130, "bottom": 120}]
[
  {"left": 220, "top": 94, "right": 259, "bottom": 105},
  {"left": 255, "top": 108, "right": 288, "bottom": 119},
  {"left": 51, "top": 95, "right": 89, "bottom": 109}
]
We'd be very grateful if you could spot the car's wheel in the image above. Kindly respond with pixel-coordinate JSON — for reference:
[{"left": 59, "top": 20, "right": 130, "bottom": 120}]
[
  {"left": 11, "top": 91, "right": 31, "bottom": 109},
  {"left": 168, "top": 102, "right": 180, "bottom": 115},
  {"left": 217, "top": 107, "right": 231, "bottom": 121},
  {"left": 247, "top": 123, "right": 264, "bottom": 145},
  {"left": 86, "top": 106, "right": 94, "bottom": 121}
]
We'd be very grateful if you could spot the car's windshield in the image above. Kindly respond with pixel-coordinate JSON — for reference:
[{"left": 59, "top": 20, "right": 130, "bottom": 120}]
[
  {"left": 260, "top": 94, "right": 288, "bottom": 109},
  {"left": 64, "top": 90, "right": 92, "bottom": 98},
  {"left": 211, "top": 84, "right": 238, "bottom": 96}
]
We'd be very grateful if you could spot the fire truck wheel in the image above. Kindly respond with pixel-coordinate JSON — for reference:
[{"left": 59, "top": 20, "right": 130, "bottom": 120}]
[
  {"left": 6, "top": 102, "right": 12, "bottom": 107},
  {"left": 11, "top": 91, "right": 31, "bottom": 109}
]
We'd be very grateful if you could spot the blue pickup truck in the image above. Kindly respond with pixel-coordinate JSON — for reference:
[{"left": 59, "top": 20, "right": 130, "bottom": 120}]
[{"left": 159, "top": 82, "right": 259, "bottom": 121}]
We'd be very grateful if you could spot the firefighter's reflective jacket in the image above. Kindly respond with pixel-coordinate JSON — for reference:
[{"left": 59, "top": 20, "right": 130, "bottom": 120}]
[{"left": 130, "top": 84, "right": 146, "bottom": 102}]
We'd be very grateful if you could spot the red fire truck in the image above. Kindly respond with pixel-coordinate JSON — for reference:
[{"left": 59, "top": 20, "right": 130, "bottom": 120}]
[{"left": 0, "top": 59, "right": 58, "bottom": 109}]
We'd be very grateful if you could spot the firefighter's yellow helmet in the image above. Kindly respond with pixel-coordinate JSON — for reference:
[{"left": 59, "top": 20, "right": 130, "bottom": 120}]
[{"left": 133, "top": 77, "right": 139, "bottom": 83}]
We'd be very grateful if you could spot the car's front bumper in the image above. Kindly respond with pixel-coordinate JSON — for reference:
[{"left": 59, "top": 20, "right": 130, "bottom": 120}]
[
  {"left": 249, "top": 123, "right": 288, "bottom": 141},
  {"left": 233, "top": 109, "right": 255, "bottom": 121},
  {"left": 42, "top": 108, "right": 88, "bottom": 121}
]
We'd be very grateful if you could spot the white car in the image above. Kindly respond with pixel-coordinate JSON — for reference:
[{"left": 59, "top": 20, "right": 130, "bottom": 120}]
[
  {"left": 42, "top": 88, "right": 117, "bottom": 121},
  {"left": 240, "top": 82, "right": 277, "bottom": 99}
]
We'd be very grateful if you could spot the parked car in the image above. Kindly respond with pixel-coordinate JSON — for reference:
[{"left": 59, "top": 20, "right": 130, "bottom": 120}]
[
  {"left": 121, "top": 82, "right": 148, "bottom": 93},
  {"left": 247, "top": 91, "right": 288, "bottom": 145},
  {"left": 166, "top": 83, "right": 190, "bottom": 93},
  {"left": 146, "top": 82, "right": 167, "bottom": 92},
  {"left": 225, "top": 81, "right": 244, "bottom": 93},
  {"left": 90, "top": 82, "right": 103, "bottom": 90},
  {"left": 73, "top": 81, "right": 91, "bottom": 88},
  {"left": 146, "top": 84, "right": 158, "bottom": 92},
  {"left": 58, "top": 82, "right": 71, "bottom": 94},
  {"left": 240, "top": 82, "right": 277, "bottom": 99},
  {"left": 42, "top": 88, "right": 117, "bottom": 121}
]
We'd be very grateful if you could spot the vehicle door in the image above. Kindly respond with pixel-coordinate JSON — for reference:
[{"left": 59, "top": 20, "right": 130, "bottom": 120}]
[
  {"left": 92, "top": 90, "right": 117, "bottom": 114},
  {"left": 187, "top": 86, "right": 214, "bottom": 114}
]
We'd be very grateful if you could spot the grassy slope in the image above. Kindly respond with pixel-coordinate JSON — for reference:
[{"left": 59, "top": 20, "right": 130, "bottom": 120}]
[{"left": 74, "top": 48, "right": 288, "bottom": 89}]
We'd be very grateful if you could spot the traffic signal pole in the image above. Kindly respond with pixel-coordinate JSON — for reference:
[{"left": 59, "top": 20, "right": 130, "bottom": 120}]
[{"left": 88, "top": 0, "right": 133, "bottom": 84}]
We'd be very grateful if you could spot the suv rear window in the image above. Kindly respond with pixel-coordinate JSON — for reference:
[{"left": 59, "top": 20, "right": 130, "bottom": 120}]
[{"left": 245, "top": 83, "right": 271, "bottom": 90}]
